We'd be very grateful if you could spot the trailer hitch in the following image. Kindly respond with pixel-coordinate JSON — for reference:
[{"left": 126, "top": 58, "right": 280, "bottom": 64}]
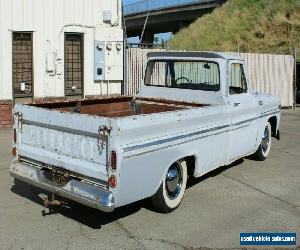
[{"left": 38, "top": 193, "right": 70, "bottom": 216}]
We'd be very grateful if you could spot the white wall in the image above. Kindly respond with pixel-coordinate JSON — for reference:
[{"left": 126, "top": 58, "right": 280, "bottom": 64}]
[{"left": 0, "top": 0, "right": 123, "bottom": 100}]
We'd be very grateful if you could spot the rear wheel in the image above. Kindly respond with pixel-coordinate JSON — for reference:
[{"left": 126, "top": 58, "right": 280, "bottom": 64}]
[
  {"left": 150, "top": 160, "right": 187, "bottom": 213},
  {"left": 252, "top": 122, "right": 272, "bottom": 161}
]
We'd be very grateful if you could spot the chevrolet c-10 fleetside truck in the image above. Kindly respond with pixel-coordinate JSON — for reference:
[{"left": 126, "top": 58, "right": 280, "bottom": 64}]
[{"left": 10, "top": 52, "right": 281, "bottom": 213}]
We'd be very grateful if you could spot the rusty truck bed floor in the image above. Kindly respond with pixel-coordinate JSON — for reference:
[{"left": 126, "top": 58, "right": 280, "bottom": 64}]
[{"left": 30, "top": 95, "right": 208, "bottom": 118}]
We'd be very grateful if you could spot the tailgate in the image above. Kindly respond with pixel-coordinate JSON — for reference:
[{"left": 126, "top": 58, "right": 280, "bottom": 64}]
[{"left": 14, "top": 104, "right": 111, "bottom": 182}]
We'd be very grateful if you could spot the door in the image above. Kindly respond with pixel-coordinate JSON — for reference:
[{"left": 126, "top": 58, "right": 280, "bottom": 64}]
[
  {"left": 12, "top": 32, "right": 33, "bottom": 101},
  {"left": 228, "top": 61, "right": 258, "bottom": 161},
  {"left": 64, "top": 33, "right": 84, "bottom": 97}
]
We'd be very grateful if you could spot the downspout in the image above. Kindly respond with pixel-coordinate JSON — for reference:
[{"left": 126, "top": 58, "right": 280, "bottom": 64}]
[
  {"left": 122, "top": 1, "right": 127, "bottom": 95},
  {"left": 118, "top": 0, "right": 122, "bottom": 28}
]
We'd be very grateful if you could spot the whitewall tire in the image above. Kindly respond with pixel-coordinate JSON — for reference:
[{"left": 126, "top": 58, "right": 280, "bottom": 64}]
[
  {"left": 151, "top": 160, "right": 187, "bottom": 213},
  {"left": 252, "top": 122, "right": 272, "bottom": 161}
]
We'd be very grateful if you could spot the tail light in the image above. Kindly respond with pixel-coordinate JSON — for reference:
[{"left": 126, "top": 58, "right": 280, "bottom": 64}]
[
  {"left": 12, "top": 147, "right": 17, "bottom": 157},
  {"left": 110, "top": 151, "right": 117, "bottom": 171},
  {"left": 13, "top": 129, "right": 17, "bottom": 144},
  {"left": 108, "top": 175, "right": 117, "bottom": 188}
]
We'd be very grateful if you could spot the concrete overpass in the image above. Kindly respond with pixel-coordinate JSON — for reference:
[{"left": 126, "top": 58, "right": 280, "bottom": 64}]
[{"left": 123, "top": 0, "right": 226, "bottom": 43}]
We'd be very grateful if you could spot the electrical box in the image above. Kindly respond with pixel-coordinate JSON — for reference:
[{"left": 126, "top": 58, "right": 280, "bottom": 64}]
[
  {"left": 105, "top": 41, "right": 123, "bottom": 81},
  {"left": 94, "top": 28, "right": 123, "bottom": 82},
  {"left": 94, "top": 41, "right": 105, "bottom": 81}
]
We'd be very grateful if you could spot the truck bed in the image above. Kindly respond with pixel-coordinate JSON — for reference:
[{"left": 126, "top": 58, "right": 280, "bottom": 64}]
[
  {"left": 30, "top": 95, "right": 207, "bottom": 118},
  {"left": 12, "top": 95, "right": 209, "bottom": 191}
]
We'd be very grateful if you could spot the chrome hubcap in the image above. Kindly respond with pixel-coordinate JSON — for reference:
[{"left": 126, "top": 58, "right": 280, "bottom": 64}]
[
  {"left": 262, "top": 126, "right": 270, "bottom": 153},
  {"left": 166, "top": 163, "right": 182, "bottom": 198}
]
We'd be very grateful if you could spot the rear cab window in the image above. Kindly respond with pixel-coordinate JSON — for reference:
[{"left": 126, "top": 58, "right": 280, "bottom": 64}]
[{"left": 144, "top": 60, "right": 220, "bottom": 91}]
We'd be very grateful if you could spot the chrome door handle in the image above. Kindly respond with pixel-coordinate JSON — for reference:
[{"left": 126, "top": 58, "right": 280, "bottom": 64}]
[
  {"left": 234, "top": 102, "right": 240, "bottom": 107},
  {"left": 258, "top": 101, "right": 264, "bottom": 106}
]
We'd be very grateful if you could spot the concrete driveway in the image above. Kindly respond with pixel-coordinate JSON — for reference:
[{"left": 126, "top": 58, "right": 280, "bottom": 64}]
[{"left": 0, "top": 110, "right": 299, "bottom": 249}]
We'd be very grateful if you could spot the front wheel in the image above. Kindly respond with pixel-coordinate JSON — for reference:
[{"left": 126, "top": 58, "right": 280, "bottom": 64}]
[
  {"left": 252, "top": 122, "right": 272, "bottom": 161},
  {"left": 150, "top": 160, "right": 187, "bottom": 213}
]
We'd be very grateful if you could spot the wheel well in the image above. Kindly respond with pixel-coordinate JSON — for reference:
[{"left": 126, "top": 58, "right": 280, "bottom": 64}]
[
  {"left": 182, "top": 155, "right": 196, "bottom": 178},
  {"left": 268, "top": 116, "right": 277, "bottom": 137}
]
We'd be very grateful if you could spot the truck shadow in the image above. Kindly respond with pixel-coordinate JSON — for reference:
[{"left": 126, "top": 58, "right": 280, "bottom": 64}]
[
  {"left": 10, "top": 179, "right": 146, "bottom": 229},
  {"left": 10, "top": 158, "right": 244, "bottom": 229},
  {"left": 187, "top": 158, "right": 244, "bottom": 188}
]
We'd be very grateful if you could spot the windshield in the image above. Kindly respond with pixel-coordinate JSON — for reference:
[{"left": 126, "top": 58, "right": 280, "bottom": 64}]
[{"left": 144, "top": 60, "right": 220, "bottom": 91}]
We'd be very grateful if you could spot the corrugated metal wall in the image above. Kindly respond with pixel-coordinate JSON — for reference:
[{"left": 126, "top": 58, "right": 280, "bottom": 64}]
[
  {"left": 126, "top": 48, "right": 294, "bottom": 107},
  {"left": 126, "top": 48, "right": 165, "bottom": 95},
  {"left": 237, "top": 53, "right": 294, "bottom": 107}
]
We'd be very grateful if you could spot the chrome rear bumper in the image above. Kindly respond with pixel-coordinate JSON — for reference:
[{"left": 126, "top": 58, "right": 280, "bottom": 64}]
[{"left": 10, "top": 161, "right": 114, "bottom": 213}]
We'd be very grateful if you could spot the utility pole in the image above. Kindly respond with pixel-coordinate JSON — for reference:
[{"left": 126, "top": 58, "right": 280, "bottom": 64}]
[
  {"left": 292, "top": 47, "right": 297, "bottom": 109},
  {"left": 140, "top": 12, "right": 150, "bottom": 45}
]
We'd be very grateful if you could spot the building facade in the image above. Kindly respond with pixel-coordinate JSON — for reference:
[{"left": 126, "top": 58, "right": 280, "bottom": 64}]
[{"left": 0, "top": 0, "right": 123, "bottom": 127}]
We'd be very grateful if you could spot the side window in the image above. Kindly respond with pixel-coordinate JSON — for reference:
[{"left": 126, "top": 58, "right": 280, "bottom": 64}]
[{"left": 229, "top": 63, "right": 247, "bottom": 94}]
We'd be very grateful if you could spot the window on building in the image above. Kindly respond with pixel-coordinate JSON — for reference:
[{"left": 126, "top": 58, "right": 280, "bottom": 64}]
[
  {"left": 12, "top": 32, "right": 33, "bottom": 97},
  {"left": 64, "top": 33, "right": 84, "bottom": 96}
]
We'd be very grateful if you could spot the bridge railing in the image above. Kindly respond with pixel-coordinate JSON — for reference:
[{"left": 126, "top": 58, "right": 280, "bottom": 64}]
[{"left": 123, "top": 0, "right": 212, "bottom": 15}]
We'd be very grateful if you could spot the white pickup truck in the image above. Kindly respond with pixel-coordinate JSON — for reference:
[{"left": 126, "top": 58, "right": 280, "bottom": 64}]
[{"left": 10, "top": 52, "right": 281, "bottom": 213}]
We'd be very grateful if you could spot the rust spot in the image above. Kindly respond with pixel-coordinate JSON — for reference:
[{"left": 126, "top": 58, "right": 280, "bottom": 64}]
[{"left": 97, "top": 125, "right": 112, "bottom": 155}]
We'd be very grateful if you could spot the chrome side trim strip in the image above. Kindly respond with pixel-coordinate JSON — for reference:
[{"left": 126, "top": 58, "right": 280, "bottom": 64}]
[
  {"left": 260, "top": 109, "right": 279, "bottom": 116},
  {"left": 259, "top": 111, "right": 280, "bottom": 118},
  {"left": 232, "top": 117, "right": 256, "bottom": 126},
  {"left": 23, "top": 120, "right": 99, "bottom": 138},
  {"left": 123, "top": 110, "right": 280, "bottom": 157},
  {"left": 123, "top": 124, "right": 230, "bottom": 153},
  {"left": 124, "top": 124, "right": 249, "bottom": 159},
  {"left": 232, "top": 110, "right": 280, "bottom": 127}
]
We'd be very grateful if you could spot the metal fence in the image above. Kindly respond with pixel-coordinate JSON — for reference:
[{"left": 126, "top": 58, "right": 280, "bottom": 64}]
[
  {"left": 236, "top": 52, "right": 294, "bottom": 107},
  {"left": 123, "top": 0, "right": 213, "bottom": 15},
  {"left": 126, "top": 48, "right": 295, "bottom": 107},
  {"left": 126, "top": 48, "right": 165, "bottom": 95}
]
